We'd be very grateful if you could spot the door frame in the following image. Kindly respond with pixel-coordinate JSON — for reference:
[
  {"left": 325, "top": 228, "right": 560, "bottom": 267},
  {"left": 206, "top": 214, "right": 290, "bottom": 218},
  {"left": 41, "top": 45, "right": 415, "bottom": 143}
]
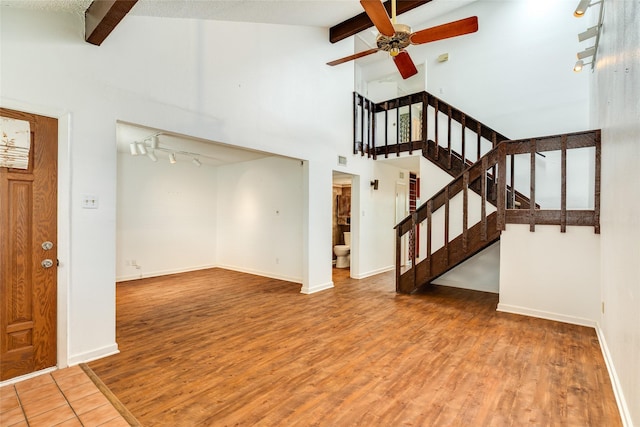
[{"left": 1, "top": 99, "right": 71, "bottom": 377}]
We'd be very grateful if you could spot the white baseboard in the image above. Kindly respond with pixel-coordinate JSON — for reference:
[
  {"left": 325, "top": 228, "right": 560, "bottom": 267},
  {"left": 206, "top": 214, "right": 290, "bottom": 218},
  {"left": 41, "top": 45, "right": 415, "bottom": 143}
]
[
  {"left": 0, "top": 367, "right": 57, "bottom": 387},
  {"left": 67, "top": 343, "right": 119, "bottom": 366},
  {"left": 216, "top": 264, "right": 302, "bottom": 285},
  {"left": 300, "top": 281, "right": 334, "bottom": 294},
  {"left": 596, "top": 325, "right": 633, "bottom": 427},
  {"left": 496, "top": 303, "right": 597, "bottom": 328},
  {"left": 116, "top": 264, "right": 218, "bottom": 282},
  {"left": 352, "top": 265, "right": 394, "bottom": 279}
]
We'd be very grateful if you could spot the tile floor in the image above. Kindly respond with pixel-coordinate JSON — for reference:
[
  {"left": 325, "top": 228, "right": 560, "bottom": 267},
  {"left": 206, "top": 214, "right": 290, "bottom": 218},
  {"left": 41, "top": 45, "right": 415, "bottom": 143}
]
[{"left": 0, "top": 366, "right": 131, "bottom": 426}]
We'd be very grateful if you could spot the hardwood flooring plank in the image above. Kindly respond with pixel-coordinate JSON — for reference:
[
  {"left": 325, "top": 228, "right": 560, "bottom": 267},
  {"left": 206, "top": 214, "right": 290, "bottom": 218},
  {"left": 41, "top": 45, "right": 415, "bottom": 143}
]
[{"left": 89, "top": 268, "right": 621, "bottom": 426}]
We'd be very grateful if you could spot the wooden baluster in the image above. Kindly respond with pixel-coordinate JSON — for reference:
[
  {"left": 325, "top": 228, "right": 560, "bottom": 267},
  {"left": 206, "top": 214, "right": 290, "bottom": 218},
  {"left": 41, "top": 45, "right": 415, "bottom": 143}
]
[
  {"left": 396, "top": 105, "right": 400, "bottom": 157},
  {"left": 510, "top": 153, "right": 515, "bottom": 209},
  {"left": 476, "top": 122, "right": 481, "bottom": 161},
  {"left": 461, "top": 113, "right": 466, "bottom": 168},
  {"left": 384, "top": 104, "right": 389, "bottom": 158},
  {"left": 594, "top": 131, "right": 601, "bottom": 234},
  {"left": 408, "top": 95, "right": 413, "bottom": 155},
  {"left": 434, "top": 99, "right": 439, "bottom": 160},
  {"left": 370, "top": 100, "right": 376, "bottom": 159},
  {"left": 463, "top": 171, "right": 469, "bottom": 253},
  {"left": 491, "top": 131, "right": 497, "bottom": 184},
  {"left": 481, "top": 156, "right": 488, "bottom": 241},
  {"left": 530, "top": 138, "right": 536, "bottom": 232},
  {"left": 360, "top": 97, "right": 365, "bottom": 157},
  {"left": 444, "top": 186, "right": 450, "bottom": 265},
  {"left": 497, "top": 144, "right": 506, "bottom": 231},
  {"left": 422, "top": 94, "right": 428, "bottom": 157},
  {"left": 447, "top": 105, "right": 452, "bottom": 170},
  {"left": 561, "top": 134, "right": 567, "bottom": 232},
  {"left": 426, "top": 199, "right": 432, "bottom": 276}
]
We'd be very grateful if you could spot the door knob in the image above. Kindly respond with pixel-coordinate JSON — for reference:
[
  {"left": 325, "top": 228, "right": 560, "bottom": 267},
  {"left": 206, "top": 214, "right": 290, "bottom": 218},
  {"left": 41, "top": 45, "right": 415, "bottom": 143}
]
[{"left": 41, "top": 259, "right": 54, "bottom": 268}]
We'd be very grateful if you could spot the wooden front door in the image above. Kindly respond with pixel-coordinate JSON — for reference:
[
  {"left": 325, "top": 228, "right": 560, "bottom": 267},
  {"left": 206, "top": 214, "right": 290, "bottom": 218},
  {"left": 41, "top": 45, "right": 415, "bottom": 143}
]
[{"left": 0, "top": 108, "right": 58, "bottom": 381}]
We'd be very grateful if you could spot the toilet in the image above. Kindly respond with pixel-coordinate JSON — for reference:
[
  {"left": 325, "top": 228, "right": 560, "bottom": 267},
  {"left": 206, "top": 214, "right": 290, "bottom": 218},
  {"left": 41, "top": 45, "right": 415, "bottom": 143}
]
[{"left": 334, "top": 232, "right": 351, "bottom": 268}]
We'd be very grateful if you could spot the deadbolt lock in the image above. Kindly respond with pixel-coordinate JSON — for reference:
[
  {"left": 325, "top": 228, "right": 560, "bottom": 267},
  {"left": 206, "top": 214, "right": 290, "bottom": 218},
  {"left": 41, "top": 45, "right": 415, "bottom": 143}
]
[
  {"left": 42, "top": 241, "right": 54, "bottom": 250},
  {"left": 41, "top": 259, "right": 54, "bottom": 268}
]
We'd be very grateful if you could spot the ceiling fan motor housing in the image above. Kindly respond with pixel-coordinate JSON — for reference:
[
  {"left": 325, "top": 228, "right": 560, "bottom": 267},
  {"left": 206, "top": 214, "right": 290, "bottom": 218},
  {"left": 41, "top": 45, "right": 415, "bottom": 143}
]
[{"left": 376, "top": 23, "right": 412, "bottom": 56}]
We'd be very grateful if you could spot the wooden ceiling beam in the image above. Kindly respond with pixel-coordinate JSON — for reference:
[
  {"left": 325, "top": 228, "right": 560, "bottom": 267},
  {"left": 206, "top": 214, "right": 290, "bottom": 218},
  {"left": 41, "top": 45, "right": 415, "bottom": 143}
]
[
  {"left": 85, "top": 0, "right": 138, "bottom": 46},
  {"left": 329, "top": 0, "right": 433, "bottom": 44}
]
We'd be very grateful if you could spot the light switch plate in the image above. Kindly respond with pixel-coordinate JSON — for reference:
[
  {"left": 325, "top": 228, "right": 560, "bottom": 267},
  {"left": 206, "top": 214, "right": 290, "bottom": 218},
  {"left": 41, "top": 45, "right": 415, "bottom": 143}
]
[{"left": 81, "top": 194, "right": 99, "bottom": 209}]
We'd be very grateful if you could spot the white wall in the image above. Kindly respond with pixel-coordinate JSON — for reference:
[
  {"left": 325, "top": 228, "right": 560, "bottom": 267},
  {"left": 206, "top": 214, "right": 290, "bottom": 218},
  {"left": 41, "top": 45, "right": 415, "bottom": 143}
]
[
  {"left": 116, "top": 152, "right": 217, "bottom": 281},
  {"left": 498, "top": 224, "right": 600, "bottom": 326},
  {"left": 217, "top": 156, "right": 303, "bottom": 283},
  {"left": 0, "top": 9, "right": 354, "bottom": 364},
  {"left": 593, "top": 1, "right": 640, "bottom": 425}
]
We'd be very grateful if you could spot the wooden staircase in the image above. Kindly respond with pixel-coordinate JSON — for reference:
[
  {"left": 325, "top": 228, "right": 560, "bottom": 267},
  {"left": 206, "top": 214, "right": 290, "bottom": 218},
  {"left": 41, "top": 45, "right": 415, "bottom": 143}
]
[{"left": 354, "top": 91, "right": 601, "bottom": 293}]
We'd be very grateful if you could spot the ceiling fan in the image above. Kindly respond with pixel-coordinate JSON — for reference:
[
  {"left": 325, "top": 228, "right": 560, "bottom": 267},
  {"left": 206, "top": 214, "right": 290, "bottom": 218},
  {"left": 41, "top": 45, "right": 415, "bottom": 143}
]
[{"left": 327, "top": 0, "right": 479, "bottom": 79}]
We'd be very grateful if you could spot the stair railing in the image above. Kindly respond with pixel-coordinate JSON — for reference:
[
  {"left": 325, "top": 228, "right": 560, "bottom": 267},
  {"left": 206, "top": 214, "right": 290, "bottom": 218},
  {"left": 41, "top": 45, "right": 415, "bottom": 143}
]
[{"left": 395, "top": 129, "right": 601, "bottom": 293}]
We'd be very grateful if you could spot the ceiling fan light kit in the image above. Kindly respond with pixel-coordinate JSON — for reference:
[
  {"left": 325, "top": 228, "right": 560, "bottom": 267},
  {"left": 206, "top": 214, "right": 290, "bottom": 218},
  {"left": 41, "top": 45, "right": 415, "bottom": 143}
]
[{"left": 327, "top": 0, "right": 479, "bottom": 79}]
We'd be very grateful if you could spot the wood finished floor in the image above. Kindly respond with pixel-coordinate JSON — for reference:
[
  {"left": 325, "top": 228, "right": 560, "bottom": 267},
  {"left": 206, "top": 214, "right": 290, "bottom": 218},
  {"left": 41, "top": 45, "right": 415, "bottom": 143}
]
[{"left": 89, "top": 268, "right": 621, "bottom": 426}]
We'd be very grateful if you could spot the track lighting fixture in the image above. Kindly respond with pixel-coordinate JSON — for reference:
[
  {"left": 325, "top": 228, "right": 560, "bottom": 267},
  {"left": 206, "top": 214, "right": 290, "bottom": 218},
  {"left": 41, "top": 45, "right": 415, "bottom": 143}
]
[
  {"left": 169, "top": 153, "right": 177, "bottom": 164},
  {"left": 127, "top": 132, "right": 216, "bottom": 167},
  {"left": 129, "top": 142, "right": 138, "bottom": 156},
  {"left": 572, "top": 0, "right": 604, "bottom": 72},
  {"left": 150, "top": 135, "right": 158, "bottom": 149},
  {"left": 192, "top": 158, "right": 201, "bottom": 167}
]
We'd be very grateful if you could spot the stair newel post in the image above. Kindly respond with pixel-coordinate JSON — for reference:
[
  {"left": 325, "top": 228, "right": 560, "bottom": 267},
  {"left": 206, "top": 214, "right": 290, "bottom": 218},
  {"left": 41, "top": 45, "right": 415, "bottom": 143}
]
[
  {"left": 444, "top": 185, "right": 450, "bottom": 265},
  {"left": 497, "top": 144, "right": 507, "bottom": 231},
  {"left": 594, "top": 130, "right": 601, "bottom": 234},
  {"left": 561, "top": 134, "right": 567, "bottom": 232},
  {"left": 447, "top": 105, "right": 452, "bottom": 170},
  {"left": 481, "top": 156, "right": 488, "bottom": 241},
  {"left": 384, "top": 102, "right": 389, "bottom": 158},
  {"left": 426, "top": 199, "right": 433, "bottom": 276},
  {"left": 412, "top": 211, "right": 418, "bottom": 288},
  {"left": 529, "top": 138, "right": 537, "bottom": 232},
  {"left": 395, "top": 225, "right": 402, "bottom": 292},
  {"left": 463, "top": 171, "right": 469, "bottom": 253},
  {"left": 353, "top": 92, "right": 359, "bottom": 155},
  {"left": 434, "top": 98, "right": 439, "bottom": 160}
]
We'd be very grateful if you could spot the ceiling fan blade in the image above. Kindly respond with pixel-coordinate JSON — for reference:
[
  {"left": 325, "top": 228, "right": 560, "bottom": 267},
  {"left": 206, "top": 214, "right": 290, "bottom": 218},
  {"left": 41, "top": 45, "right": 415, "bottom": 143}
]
[
  {"left": 327, "top": 48, "right": 381, "bottom": 66},
  {"left": 410, "top": 16, "right": 479, "bottom": 45},
  {"left": 360, "top": 0, "right": 395, "bottom": 37},
  {"left": 393, "top": 51, "right": 418, "bottom": 79}
]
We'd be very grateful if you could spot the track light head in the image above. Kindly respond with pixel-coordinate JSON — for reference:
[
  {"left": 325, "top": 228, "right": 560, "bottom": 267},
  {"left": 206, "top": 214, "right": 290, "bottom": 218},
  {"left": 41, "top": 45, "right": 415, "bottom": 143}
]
[
  {"left": 150, "top": 135, "right": 158, "bottom": 149},
  {"left": 147, "top": 151, "right": 157, "bottom": 162},
  {"left": 192, "top": 158, "right": 201, "bottom": 167},
  {"left": 169, "top": 153, "right": 177, "bottom": 164},
  {"left": 577, "top": 46, "right": 596, "bottom": 60},
  {"left": 574, "top": 0, "right": 591, "bottom": 17},
  {"left": 578, "top": 25, "right": 599, "bottom": 42},
  {"left": 136, "top": 142, "right": 147, "bottom": 155},
  {"left": 129, "top": 142, "right": 138, "bottom": 156},
  {"left": 573, "top": 60, "right": 584, "bottom": 72}
]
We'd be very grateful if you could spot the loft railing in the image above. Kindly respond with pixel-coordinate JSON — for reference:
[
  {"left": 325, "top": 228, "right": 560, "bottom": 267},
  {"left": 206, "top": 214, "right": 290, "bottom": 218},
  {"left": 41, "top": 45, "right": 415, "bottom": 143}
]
[
  {"left": 395, "top": 129, "right": 601, "bottom": 293},
  {"left": 353, "top": 91, "right": 509, "bottom": 167}
]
